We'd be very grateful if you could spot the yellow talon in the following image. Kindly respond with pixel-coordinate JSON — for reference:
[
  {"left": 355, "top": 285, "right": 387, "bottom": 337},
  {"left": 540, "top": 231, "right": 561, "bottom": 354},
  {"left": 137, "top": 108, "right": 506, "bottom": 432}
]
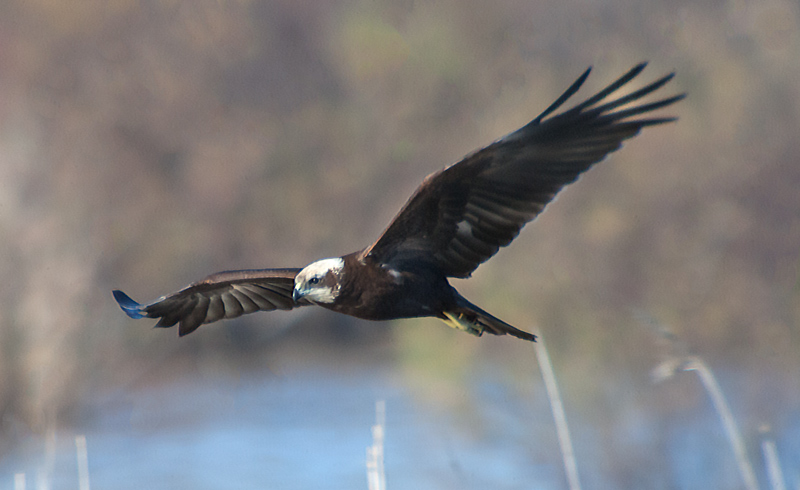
[{"left": 441, "top": 311, "right": 484, "bottom": 336}]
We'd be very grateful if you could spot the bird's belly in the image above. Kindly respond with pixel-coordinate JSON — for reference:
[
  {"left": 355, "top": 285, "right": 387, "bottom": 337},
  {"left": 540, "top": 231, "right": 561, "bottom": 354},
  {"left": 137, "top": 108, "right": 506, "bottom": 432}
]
[{"left": 326, "top": 279, "right": 452, "bottom": 322}]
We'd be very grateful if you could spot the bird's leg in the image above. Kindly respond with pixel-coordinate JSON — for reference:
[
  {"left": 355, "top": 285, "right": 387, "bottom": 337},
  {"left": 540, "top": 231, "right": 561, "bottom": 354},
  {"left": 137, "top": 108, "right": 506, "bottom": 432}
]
[{"left": 441, "top": 311, "right": 484, "bottom": 337}]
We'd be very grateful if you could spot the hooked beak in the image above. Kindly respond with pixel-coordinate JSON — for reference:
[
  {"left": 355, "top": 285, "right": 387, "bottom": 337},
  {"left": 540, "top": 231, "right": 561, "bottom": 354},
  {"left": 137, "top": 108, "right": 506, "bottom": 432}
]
[{"left": 292, "top": 287, "right": 304, "bottom": 303}]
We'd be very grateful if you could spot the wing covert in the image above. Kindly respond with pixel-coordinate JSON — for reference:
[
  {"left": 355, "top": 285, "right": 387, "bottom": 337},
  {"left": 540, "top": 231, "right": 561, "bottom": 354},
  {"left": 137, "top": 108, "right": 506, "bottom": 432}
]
[{"left": 113, "top": 268, "right": 305, "bottom": 336}]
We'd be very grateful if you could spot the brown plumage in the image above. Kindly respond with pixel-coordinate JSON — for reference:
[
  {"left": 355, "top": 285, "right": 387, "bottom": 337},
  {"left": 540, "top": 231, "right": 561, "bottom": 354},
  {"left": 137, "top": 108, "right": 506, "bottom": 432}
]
[{"left": 113, "top": 63, "right": 683, "bottom": 340}]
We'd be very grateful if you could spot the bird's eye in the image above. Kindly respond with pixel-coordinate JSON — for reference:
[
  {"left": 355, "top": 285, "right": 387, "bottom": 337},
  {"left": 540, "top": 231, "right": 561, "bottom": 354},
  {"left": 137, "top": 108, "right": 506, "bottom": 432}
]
[{"left": 309, "top": 277, "right": 320, "bottom": 285}]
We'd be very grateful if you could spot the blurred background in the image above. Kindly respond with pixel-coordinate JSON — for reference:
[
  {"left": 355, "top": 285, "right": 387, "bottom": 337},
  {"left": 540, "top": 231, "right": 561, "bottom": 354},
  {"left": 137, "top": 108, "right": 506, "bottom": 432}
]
[{"left": 0, "top": 0, "right": 798, "bottom": 488}]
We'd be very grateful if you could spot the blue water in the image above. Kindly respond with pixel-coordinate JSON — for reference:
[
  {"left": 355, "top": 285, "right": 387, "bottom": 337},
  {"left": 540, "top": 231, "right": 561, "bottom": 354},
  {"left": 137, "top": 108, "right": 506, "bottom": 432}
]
[{"left": 2, "top": 362, "right": 798, "bottom": 489}]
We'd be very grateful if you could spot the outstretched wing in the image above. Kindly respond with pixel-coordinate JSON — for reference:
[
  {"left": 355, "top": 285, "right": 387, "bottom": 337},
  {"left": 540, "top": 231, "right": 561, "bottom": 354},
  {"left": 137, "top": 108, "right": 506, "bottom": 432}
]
[
  {"left": 113, "top": 268, "right": 305, "bottom": 336},
  {"left": 362, "top": 63, "right": 684, "bottom": 278}
]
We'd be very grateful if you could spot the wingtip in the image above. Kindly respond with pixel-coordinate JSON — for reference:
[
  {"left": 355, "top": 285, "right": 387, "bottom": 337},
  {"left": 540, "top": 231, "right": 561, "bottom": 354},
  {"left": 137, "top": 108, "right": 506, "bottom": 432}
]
[{"left": 112, "top": 290, "right": 146, "bottom": 319}]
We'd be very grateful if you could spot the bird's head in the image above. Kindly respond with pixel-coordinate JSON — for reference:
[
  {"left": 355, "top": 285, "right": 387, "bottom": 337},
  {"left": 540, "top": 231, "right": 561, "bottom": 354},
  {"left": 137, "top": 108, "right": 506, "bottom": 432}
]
[{"left": 293, "top": 257, "right": 345, "bottom": 304}]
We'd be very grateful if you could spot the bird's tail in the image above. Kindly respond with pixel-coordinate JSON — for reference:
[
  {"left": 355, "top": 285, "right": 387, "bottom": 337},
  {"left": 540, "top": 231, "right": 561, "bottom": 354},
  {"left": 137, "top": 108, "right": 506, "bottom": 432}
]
[{"left": 441, "top": 296, "right": 537, "bottom": 342}]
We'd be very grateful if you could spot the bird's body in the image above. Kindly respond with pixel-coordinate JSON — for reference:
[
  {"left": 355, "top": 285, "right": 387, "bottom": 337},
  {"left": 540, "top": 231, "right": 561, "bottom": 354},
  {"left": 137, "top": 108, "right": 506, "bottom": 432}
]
[
  {"left": 113, "top": 63, "right": 683, "bottom": 341},
  {"left": 321, "top": 253, "right": 447, "bottom": 322}
]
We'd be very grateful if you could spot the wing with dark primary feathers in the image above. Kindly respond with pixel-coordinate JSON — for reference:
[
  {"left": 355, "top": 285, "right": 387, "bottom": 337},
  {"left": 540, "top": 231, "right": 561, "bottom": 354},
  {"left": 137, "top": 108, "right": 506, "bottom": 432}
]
[
  {"left": 362, "top": 63, "right": 684, "bottom": 278},
  {"left": 112, "top": 268, "right": 306, "bottom": 336}
]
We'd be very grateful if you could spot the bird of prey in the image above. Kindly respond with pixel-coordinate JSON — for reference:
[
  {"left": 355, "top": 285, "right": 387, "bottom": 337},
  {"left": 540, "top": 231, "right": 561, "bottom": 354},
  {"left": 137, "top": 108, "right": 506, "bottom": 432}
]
[{"left": 113, "top": 63, "right": 683, "bottom": 342}]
